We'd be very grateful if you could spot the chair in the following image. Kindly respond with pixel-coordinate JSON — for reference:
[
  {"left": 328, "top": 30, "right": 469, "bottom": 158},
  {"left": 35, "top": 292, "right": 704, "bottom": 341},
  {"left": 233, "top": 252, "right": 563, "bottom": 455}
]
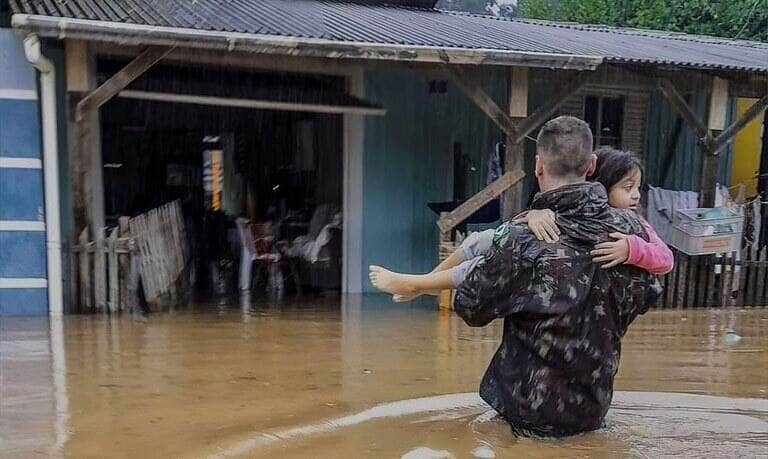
[{"left": 236, "top": 217, "right": 301, "bottom": 294}]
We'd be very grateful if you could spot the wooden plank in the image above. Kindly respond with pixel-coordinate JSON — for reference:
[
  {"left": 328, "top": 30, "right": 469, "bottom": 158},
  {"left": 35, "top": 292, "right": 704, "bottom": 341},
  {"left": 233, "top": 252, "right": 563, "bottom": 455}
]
[
  {"left": 704, "top": 256, "right": 717, "bottom": 307},
  {"left": 712, "top": 93, "right": 768, "bottom": 154},
  {"left": 107, "top": 227, "right": 119, "bottom": 313},
  {"left": 694, "top": 255, "right": 709, "bottom": 307},
  {"left": 707, "top": 77, "right": 729, "bottom": 131},
  {"left": 509, "top": 67, "right": 528, "bottom": 118},
  {"left": 503, "top": 67, "right": 528, "bottom": 220},
  {"left": 675, "top": 254, "right": 689, "bottom": 308},
  {"left": 118, "top": 217, "right": 131, "bottom": 311},
  {"left": 664, "top": 256, "right": 677, "bottom": 308},
  {"left": 118, "top": 90, "right": 387, "bottom": 116},
  {"left": 699, "top": 152, "right": 719, "bottom": 207},
  {"left": 753, "top": 246, "right": 768, "bottom": 306},
  {"left": 78, "top": 227, "right": 91, "bottom": 311},
  {"left": 76, "top": 46, "right": 173, "bottom": 119},
  {"left": 446, "top": 65, "right": 517, "bottom": 138},
  {"left": 129, "top": 216, "right": 149, "bottom": 301},
  {"left": 94, "top": 228, "right": 106, "bottom": 312},
  {"left": 437, "top": 169, "right": 525, "bottom": 233},
  {"left": 68, "top": 241, "right": 79, "bottom": 313},
  {"left": 512, "top": 71, "right": 592, "bottom": 145},
  {"left": 173, "top": 202, "right": 185, "bottom": 277},
  {"left": 65, "top": 40, "right": 90, "bottom": 93}
]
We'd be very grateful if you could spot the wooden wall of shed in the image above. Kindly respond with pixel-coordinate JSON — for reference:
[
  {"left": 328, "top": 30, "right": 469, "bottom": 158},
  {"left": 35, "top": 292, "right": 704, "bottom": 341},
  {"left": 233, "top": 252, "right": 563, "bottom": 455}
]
[
  {"left": 529, "top": 66, "right": 735, "bottom": 193},
  {"left": 360, "top": 67, "right": 506, "bottom": 291},
  {"left": 540, "top": 66, "right": 652, "bottom": 155}
]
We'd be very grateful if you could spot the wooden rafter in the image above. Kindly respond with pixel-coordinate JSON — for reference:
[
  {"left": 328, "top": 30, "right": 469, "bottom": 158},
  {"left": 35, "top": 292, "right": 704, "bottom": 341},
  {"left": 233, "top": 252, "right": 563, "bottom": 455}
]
[
  {"left": 445, "top": 65, "right": 517, "bottom": 137},
  {"left": 712, "top": 93, "right": 768, "bottom": 154},
  {"left": 657, "top": 78, "right": 712, "bottom": 144},
  {"left": 76, "top": 46, "right": 173, "bottom": 120}
]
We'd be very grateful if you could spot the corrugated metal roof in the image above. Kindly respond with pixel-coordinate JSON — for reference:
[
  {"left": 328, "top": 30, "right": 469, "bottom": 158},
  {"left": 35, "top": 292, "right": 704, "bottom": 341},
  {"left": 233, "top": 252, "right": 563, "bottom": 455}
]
[{"left": 10, "top": 0, "right": 768, "bottom": 73}]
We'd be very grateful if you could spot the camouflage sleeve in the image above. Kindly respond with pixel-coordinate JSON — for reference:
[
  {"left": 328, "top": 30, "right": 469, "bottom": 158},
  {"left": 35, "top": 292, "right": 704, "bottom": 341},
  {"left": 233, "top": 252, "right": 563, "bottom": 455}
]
[
  {"left": 611, "top": 267, "right": 663, "bottom": 334},
  {"left": 453, "top": 222, "right": 531, "bottom": 327}
]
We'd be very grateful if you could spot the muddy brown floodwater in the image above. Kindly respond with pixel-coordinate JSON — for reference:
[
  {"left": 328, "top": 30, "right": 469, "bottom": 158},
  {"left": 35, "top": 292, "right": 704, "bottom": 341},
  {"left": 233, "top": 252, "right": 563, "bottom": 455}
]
[{"left": 2, "top": 295, "right": 767, "bottom": 458}]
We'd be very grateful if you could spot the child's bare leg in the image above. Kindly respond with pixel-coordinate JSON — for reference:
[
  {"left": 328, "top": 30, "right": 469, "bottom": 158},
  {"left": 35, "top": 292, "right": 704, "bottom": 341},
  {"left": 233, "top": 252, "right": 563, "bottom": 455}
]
[
  {"left": 393, "top": 228, "right": 495, "bottom": 301},
  {"left": 369, "top": 266, "right": 455, "bottom": 297},
  {"left": 392, "top": 249, "right": 466, "bottom": 302}
]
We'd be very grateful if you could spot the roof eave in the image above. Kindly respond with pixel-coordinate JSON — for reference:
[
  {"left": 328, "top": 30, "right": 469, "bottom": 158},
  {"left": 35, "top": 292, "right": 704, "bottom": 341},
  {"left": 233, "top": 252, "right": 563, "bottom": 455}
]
[{"left": 11, "top": 13, "right": 603, "bottom": 71}]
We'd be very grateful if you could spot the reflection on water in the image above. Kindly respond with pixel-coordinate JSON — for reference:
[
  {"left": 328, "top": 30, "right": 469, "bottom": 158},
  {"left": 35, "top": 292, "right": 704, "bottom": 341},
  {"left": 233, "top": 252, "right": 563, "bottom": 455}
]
[{"left": 1, "top": 297, "right": 766, "bottom": 458}]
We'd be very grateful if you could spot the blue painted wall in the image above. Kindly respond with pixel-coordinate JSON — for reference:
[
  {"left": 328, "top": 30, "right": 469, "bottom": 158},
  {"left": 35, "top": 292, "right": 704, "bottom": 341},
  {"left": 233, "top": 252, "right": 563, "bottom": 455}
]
[
  {"left": 0, "top": 29, "right": 47, "bottom": 316},
  {"left": 361, "top": 68, "right": 506, "bottom": 291}
]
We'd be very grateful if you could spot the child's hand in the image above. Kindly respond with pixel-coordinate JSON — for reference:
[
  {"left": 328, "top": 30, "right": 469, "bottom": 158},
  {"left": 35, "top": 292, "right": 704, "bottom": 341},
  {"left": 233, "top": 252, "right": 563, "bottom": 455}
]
[
  {"left": 591, "top": 233, "right": 630, "bottom": 268},
  {"left": 523, "top": 209, "right": 559, "bottom": 243}
]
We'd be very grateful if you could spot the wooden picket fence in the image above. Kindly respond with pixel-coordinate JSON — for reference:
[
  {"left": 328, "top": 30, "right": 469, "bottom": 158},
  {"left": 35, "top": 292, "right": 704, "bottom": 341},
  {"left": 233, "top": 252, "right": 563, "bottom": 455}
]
[
  {"left": 71, "top": 200, "right": 188, "bottom": 313},
  {"left": 129, "top": 200, "right": 188, "bottom": 305},
  {"left": 655, "top": 247, "right": 768, "bottom": 308}
]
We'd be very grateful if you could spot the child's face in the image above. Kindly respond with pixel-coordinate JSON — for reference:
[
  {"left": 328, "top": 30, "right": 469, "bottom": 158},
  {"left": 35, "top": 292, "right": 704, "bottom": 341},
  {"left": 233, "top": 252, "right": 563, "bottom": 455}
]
[{"left": 608, "top": 167, "right": 642, "bottom": 210}]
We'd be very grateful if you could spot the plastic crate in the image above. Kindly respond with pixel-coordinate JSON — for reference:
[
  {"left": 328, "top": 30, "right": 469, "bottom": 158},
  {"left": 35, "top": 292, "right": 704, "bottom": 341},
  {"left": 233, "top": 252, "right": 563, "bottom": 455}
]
[{"left": 668, "top": 207, "right": 743, "bottom": 255}]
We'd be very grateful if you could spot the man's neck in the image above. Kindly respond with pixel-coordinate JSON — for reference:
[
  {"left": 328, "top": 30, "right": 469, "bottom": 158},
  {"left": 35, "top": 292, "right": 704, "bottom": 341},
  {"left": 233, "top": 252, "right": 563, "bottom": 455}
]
[{"left": 539, "top": 176, "right": 587, "bottom": 193}]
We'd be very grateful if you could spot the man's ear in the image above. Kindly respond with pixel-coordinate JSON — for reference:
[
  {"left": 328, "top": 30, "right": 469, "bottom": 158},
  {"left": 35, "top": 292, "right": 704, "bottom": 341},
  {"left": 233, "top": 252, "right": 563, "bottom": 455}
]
[
  {"left": 535, "top": 155, "right": 544, "bottom": 177},
  {"left": 585, "top": 153, "right": 597, "bottom": 176}
]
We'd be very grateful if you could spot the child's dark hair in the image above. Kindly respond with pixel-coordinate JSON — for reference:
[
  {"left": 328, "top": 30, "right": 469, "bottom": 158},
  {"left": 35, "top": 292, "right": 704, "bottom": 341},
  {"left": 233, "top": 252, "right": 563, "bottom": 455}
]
[{"left": 590, "top": 147, "right": 644, "bottom": 191}]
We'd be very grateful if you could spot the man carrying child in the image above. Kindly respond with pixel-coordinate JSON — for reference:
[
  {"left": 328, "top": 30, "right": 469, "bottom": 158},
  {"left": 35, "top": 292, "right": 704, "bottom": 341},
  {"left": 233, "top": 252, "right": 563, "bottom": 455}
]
[
  {"left": 371, "top": 116, "right": 663, "bottom": 436},
  {"left": 453, "top": 116, "right": 662, "bottom": 436}
]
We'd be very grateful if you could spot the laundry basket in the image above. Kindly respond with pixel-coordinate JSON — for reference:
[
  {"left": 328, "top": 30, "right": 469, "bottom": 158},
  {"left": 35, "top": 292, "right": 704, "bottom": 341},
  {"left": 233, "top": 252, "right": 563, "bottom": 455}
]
[{"left": 668, "top": 207, "right": 743, "bottom": 255}]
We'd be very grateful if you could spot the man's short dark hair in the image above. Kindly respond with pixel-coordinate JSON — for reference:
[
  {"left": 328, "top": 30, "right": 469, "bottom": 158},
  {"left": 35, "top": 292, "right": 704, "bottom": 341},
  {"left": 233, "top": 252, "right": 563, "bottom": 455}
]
[{"left": 536, "top": 116, "right": 594, "bottom": 178}]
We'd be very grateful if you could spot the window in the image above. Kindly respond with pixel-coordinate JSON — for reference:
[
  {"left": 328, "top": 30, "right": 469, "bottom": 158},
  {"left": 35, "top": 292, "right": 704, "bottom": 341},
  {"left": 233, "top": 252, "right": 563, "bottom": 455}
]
[{"left": 584, "top": 95, "right": 624, "bottom": 148}]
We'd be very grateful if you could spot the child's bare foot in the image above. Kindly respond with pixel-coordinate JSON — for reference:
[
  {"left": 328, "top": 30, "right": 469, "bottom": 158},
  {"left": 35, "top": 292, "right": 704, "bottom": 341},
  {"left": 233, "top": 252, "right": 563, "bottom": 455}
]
[{"left": 369, "top": 265, "right": 418, "bottom": 297}]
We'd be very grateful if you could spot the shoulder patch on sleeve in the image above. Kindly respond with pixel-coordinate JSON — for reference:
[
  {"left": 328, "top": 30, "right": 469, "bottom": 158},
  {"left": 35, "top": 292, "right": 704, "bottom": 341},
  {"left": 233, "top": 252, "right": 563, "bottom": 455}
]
[{"left": 493, "top": 222, "right": 511, "bottom": 247}]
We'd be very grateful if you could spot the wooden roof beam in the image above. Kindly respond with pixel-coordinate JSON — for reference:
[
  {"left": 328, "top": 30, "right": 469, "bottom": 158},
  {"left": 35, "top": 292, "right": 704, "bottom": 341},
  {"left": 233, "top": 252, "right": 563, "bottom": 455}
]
[
  {"left": 712, "top": 93, "right": 768, "bottom": 154},
  {"left": 657, "top": 78, "right": 712, "bottom": 144},
  {"left": 446, "top": 65, "right": 517, "bottom": 138}
]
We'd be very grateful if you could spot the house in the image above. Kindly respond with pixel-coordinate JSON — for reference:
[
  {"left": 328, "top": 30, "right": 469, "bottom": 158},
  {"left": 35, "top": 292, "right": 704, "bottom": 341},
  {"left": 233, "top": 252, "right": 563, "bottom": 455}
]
[{"left": 1, "top": 0, "right": 766, "bottom": 315}]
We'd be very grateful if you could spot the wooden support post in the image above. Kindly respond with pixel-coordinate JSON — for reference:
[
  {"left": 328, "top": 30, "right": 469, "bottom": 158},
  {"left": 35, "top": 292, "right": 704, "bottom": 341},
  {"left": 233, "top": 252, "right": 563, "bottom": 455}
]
[
  {"left": 78, "top": 227, "right": 91, "bottom": 311},
  {"left": 94, "top": 226, "right": 106, "bottom": 312},
  {"left": 69, "top": 44, "right": 170, "bottom": 313},
  {"left": 702, "top": 78, "right": 728, "bottom": 208},
  {"left": 66, "top": 40, "right": 90, "bottom": 252},
  {"left": 118, "top": 217, "right": 131, "bottom": 311},
  {"left": 107, "top": 227, "right": 119, "bottom": 313},
  {"left": 503, "top": 67, "right": 528, "bottom": 220},
  {"left": 438, "top": 212, "right": 453, "bottom": 310}
]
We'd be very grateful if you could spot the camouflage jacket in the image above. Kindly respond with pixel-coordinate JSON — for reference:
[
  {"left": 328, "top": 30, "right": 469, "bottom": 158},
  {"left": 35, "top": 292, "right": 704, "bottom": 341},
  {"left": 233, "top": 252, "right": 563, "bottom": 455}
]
[{"left": 454, "top": 182, "right": 663, "bottom": 437}]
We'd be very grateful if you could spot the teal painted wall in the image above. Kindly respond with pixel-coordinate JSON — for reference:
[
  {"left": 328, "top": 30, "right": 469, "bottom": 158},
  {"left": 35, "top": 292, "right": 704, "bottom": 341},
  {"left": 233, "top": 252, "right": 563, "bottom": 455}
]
[
  {"left": 361, "top": 68, "right": 506, "bottom": 291},
  {"left": 644, "top": 89, "right": 734, "bottom": 191}
]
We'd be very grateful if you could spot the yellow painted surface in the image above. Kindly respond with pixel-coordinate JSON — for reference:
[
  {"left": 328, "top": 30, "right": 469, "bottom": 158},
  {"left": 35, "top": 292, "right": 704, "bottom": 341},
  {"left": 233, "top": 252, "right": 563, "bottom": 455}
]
[{"left": 730, "top": 98, "right": 765, "bottom": 197}]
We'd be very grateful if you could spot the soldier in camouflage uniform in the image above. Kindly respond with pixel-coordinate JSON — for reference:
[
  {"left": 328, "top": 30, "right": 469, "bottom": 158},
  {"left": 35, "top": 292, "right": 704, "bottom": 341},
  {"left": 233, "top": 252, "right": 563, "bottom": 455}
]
[{"left": 454, "top": 117, "right": 662, "bottom": 437}]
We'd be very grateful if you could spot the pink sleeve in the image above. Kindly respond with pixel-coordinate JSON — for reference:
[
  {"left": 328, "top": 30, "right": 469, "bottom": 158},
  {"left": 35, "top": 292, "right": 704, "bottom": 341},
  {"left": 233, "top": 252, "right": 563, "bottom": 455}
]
[{"left": 625, "top": 220, "right": 674, "bottom": 275}]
